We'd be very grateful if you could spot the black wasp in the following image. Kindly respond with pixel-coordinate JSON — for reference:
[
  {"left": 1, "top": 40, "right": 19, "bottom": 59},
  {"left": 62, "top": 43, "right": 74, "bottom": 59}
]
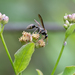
[{"left": 26, "top": 14, "right": 48, "bottom": 40}]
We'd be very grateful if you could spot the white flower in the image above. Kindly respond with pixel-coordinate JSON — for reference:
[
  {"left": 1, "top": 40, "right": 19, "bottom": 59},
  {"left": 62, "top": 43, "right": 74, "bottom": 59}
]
[
  {"left": 71, "top": 13, "right": 75, "bottom": 22},
  {"left": 0, "top": 13, "right": 2, "bottom": 22},
  {"left": 65, "top": 20, "right": 69, "bottom": 25},
  {"left": 1, "top": 14, "right": 9, "bottom": 25},
  {"left": 63, "top": 16, "right": 67, "bottom": 21}
]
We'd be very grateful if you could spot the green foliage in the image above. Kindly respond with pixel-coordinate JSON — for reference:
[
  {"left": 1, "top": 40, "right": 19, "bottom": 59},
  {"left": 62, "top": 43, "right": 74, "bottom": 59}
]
[
  {"left": 58, "top": 72, "right": 63, "bottom": 75},
  {"left": 65, "top": 24, "right": 75, "bottom": 39},
  {"left": 0, "top": 24, "right": 1, "bottom": 33},
  {"left": 14, "top": 42, "right": 35, "bottom": 74},
  {"left": 36, "top": 69, "right": 43, "bottom": 75},
  {"left": 58, "top": 66, "right": 75, "bottom": 75}
]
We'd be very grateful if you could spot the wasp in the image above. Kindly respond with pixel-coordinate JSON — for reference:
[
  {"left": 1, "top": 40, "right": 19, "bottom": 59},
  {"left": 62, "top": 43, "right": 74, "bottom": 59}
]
[{"left": 26, "top": 14, "right": 48, "bottom": 40}]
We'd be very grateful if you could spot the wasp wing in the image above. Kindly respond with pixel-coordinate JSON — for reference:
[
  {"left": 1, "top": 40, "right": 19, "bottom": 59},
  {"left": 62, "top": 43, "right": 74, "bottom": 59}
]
[{"left": 38, "top": 14, "right": 45, "bottom": 29}]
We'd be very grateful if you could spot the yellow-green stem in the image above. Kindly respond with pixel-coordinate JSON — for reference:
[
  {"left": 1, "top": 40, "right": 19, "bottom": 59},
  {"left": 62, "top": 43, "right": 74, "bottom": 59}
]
[
  {"left": 51, "top": 38, "right": 67, "bottom": 75},
  {"left": 0, "top": 33, "right": 17, "bottom": 75}
]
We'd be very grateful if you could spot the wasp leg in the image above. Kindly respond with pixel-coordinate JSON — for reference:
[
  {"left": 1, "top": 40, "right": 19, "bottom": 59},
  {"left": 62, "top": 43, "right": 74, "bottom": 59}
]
[
  {"left": 38, "top": 29, "right": 41, "bottom": 34},
  {"left": 32, "top": 28, "right": 38, "bottom": 34},
  {"left": 32, "top": 26, "right": 40, "bottom": 34},
  {"left": 45, "top": 38, "right": 48, "bottom": 44}
]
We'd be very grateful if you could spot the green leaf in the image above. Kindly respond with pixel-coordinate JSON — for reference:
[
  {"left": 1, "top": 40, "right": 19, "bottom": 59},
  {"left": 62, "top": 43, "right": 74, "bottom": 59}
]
[
  {"left": 63, "top": 66, "right": 75, "bottom": 75},
  {"left": 14, "top": 42, "right": 35, "bottom": 74},
  {"left": 0, "top": 23, "right": 2, "bottom": 33},
  {"left": 65, "top": 24, "right": 75, "bottom": 39},
  {"left": 36, "top": 69, "right": 43, "bottom": 75},
  {"left": 58, "top": 66, "right": 75, "bottom": 75},
  {"left": 58, "top": 72, "right": 63, "bottom": 75}
]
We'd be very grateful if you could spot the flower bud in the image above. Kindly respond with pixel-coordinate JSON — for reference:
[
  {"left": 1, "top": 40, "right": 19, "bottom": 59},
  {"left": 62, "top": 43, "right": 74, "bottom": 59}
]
[
  {"left": 35, "top": 39, "right": 45, "bottom": 48},
  {"left": 2, "top": 14, "right": 6, "bottom": 18},
  {"left": 64, "top": 41, "right": 67, "bottom": 46},
  {"left": 32, "top": 33, "right": 39, "bottom": 42},
  {"left": 19, "top": 31, "right": 32, "bottom": 44},
  {"left": 0, "top": 13, "right": 2, "bottom": 22},
  {"left": 71, "top": 13, "right": 75, "bottom": 22},
  {"left": 1, "top": 14, "right": 9, "bottom": 25},
  {"left": 63, "top": 16, "right": 67, "bottom": 21},
  {"left": 63, "top": 24, "right": 69, "bottom": 29},
  {"left": 19, "top": 36, "right": 23, "bottom": 42},
  {"left": 65, "top": 20, "right": 69, "bottom": 25},
  {"left": 67, "top": 14, "right": 72, "bottom": 22},
  {"left": 69, "top": 23, "right": 73, "bottom": 26}
]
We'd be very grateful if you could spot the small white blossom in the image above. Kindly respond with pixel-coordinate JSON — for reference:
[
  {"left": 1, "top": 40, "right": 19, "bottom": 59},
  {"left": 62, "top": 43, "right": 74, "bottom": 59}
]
[
  {"left": 64, "top": 41, "right": 67, "bottom": 46},
  {"left": 1, "top": 14, "right": 9, "bottom": 25},
  {"left": 0, "top": 13, "right": 2, "bottom": 22},
  {"left": 64, "top": 16, "right": 67, "bottom": 21},
  {"left": 63, "top": 24, "right": 68, "bottom": 29},
  {"left": 71, "top": 13, "right": 75, "bottom": 22},
  {"left": 65, "top": 20, "right": 69, "bottom": 25},
  {"left": 67, "top": 14, "right": 72, "bottom": 22}
]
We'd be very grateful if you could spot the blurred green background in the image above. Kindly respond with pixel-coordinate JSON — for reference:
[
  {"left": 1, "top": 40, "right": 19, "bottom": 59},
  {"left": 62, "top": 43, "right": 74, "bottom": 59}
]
[{"left": 0, "top": 0, "right": 75, "bottom": 75}]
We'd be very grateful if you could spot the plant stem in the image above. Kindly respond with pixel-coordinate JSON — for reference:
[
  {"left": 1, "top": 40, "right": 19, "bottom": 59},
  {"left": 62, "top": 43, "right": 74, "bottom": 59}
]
[
  {"left": 1, "top": 25, "right": 4, "bottom": 33},
  {"left": 51, "top": 38, "right": 67, "bottom": 75},
  {"left": 0, "top": 33, "right": 17, "bottom": 75}
]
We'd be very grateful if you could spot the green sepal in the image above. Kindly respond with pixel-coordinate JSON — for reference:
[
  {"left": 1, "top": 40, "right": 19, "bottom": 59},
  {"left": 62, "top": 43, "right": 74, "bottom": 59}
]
[
  {"left": 36, "top": 69, "right": 43, "bottom": 75},
  {"left": 58, "top": 66, "right": 75, "bottom": 75},
  {"left": 65, "top": 24, "right": 75, "bottom": 39}
]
